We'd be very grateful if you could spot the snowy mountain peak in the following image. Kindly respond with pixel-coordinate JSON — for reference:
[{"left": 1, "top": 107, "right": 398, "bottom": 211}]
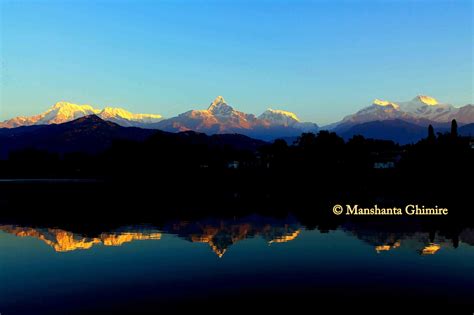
[
  {"left": 413, "top": 95, "right": 438, "bottom": 106},
  {"left": 257, "top": 108, "right": 317, "bottom": 133},
  {"left": 51, "top": 101, "right": 98, "bottom": 113},
  {"left": 332, "top": 94, "right": 474, "bottom": 131},
  {"left": 259, "top": 108, "right": 300, "bottom": 123},
  {"left": 153, "top": 97, "right": 318, "bottom": 140},
  {"left": 207, "top": 96, "right": 234, "bottom": 116},
  {"left": 100, "top": 107, "right": 133, "bottom": 118},
  {"left": 98, "top": 107, "right": 162, "bottom": 125},
  {"left": 52, "top": 101, "right": 70, "bottom": 109},
  {"left": 372, "top": 99, "right": 400, "bottom": 110},
  {"left": 208, "top": 96, "right": 227, "bottom": 108},
  {"left": 43, "top": 101, "right": 100, "bottom": 124}
]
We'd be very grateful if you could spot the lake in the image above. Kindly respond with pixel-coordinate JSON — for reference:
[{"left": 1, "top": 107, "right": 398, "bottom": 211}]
[{"left": 1, "top": 214, "right": 473, "bottom": 314}]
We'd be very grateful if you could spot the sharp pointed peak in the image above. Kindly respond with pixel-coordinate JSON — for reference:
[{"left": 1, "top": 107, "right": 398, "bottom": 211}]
[
  {"left": 213, "top": 95, "right": 226, "bottom": 104},
  {"left": 208, "top": 96, "right": 228, "bottom": 109},
  {"left": 207, "top": 96, "right": 235, "bottom": 115}
]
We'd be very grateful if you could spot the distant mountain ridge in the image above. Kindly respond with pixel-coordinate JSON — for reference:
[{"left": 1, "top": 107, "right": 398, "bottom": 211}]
[
  {"left": 1, "top": 95, "right": 472, "bottom": 144},
  {"left": 329, "top": 95, "right": 473, "bottom": 132},
  {"left": 339, "top": 119, "right": 474, "bottom": 144},
  {"left": 0, "top": 101, "right": 163, "bottom": 129},
  {"left": 0, "top": 115, "right": 157, "bottom": 158},
  {"left": 459, "top": 123, "right": 474, "bottom": 136},
  {"left": 340, "top": 119, "right": 438, "bottom": 144},
  {"left": 320, "top": 95, "right": 473, "bottom": 143},
  {"left": 0, "top": 115, "right": 267, "bottom": 159},
  {"left": 1, "top": 97, "right": 318, "bottom": 141},
  {"left": 152, "top": 96, "right": 319, "bottom": 140}
]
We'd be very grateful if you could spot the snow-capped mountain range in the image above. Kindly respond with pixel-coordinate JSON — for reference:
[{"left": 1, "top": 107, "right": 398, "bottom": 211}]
[
  {"left": 0, "top": 101, "right": 163, "bottom": 129},
  {"left": 0, "top": 96, "right": 319, "bottom": 140},
  {"left": 152, "top": 96, "right": 318, "bottom": 139},
  {"left": 330, "top": 95, "right": 473, "bottom": 132},
  {"left": 1, "top": 95, "right": 472, "bottom": 141}
]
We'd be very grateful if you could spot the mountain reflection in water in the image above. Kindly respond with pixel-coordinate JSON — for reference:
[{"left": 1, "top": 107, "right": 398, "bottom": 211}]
[
  {"left": 1, "top": 213, "right": 474, "bottom": 314},
  {"left": 0, "top": 225, "right": 162, "bottom": 252},
  {"left": 0, "top": 215, "right": 303, "bottom": 257},
  {"left": 1, "top": 214, "right": 473, "bottom": 256}
]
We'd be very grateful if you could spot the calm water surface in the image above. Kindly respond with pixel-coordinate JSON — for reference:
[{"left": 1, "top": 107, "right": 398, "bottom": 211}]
[{"left": 1, "top": 215, "right": 473, "bottom": 314}]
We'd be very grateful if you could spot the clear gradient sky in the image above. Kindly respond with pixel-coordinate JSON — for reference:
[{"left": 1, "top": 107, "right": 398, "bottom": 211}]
[{"left": 1, "top": 0, "right": 472, "bottom": 124}]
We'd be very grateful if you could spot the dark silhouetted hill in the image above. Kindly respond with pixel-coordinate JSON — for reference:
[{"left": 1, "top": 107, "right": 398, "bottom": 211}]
[
  {"left": 0, "top": 115, "right": 159, "bottom": 158},
  {"left": 459, "top": 123, "right": 474, "bottom": 136},
  {"left": 339, "top": 119, "right": 450, "bottom": 144},
  {"left": 0, "top": 115, "right": 267, "bottom": 159}
]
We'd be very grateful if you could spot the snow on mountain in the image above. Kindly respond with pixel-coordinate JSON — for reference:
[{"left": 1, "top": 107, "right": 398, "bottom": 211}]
[
  {"left": 259, "top": 108, "right": 318, "bottom": 132},
  {"left": 330, "top": 95, "right": 474, "bottom": 131},
  {"left": 153, "top": 96, "right": 318, "bottom": 140},
  {"left": 372, "top": 99, "right": 400, "bottom": 110},
  {"left": 395, "top": 96, "right": 455, "bottom": 120},
  {"left": 98, "top": 107, "right": 162, "bottom": 127},
  {"left": 9, "top": 95, "right": 470, "bottom": 141},
  {"left": 450, "top": 104, "right": 474, "bottom": 123},
  {"left": 154, "top": 96, "right": 259, "bottom": 133},
  {"left": 259, "top": 109, "right": 300, "bottom": 125},
  {"left": 0, "top": 102, "right": 163, "bottom": 128},
  {"left": 0, "top": 102, "right": 100, "bottom": 128},
  {"left": 413, "top": 95, "right": 439, "bottom": 105},
  {"left": 207, "top": 96, "right": 235, "bottom": 116}
]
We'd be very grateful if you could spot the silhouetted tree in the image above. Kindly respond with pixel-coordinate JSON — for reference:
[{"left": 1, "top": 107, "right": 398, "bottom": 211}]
[
  {"left": 451, "top": 119, "right": 458, "bottom": 137},
  {"left": 272, "top": 139, "right": 289, "bottom": 153},
  {"left": 294, "top": 132, "right": 317, "bottom": 149},
  {"left": 260, "top": 139, "right": 291, "bottom": 170},
  {"left": 427, "top": 124, "right": 435, "bottom": 142}
]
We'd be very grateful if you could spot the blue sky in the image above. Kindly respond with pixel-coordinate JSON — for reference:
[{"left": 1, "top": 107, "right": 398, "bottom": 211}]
[{"left": 1, "top": 0, "right": 472, "bottom": 124}]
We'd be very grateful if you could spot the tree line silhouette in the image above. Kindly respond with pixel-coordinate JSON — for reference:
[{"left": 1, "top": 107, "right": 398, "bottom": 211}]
[{"left": 0, "top": 119, "right": 471, "bottom": 201}]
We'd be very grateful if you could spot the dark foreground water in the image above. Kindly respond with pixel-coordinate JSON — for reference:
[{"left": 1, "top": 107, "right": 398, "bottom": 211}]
[{"left": 1, "top": 214, "right": 473, "bottom": 314}]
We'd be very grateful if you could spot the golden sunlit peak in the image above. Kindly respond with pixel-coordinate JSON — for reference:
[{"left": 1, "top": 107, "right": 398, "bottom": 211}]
[
  {"left": 373, "top": 99, "right": 400, "bottom": 110},
  {"left": 52, "top": 101, "right": 97, "bottom": 112},
  {"left": 265, "top": 108, "right": 300, "bottom": 122},
  {"left": 213, "top": 95, "right": 226, "bottom": 104},
  {"left": 100, "top": 106, "right": 134, "bottom": 117},
  {"left": 100, "top": 107, "right": 162, "bottom": 120},
  {"left": 53, "top": 101, "right": 81, "bottom": 108},
  {"left": 414, "top": 95, "right": 438, "bottom": 106}
]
